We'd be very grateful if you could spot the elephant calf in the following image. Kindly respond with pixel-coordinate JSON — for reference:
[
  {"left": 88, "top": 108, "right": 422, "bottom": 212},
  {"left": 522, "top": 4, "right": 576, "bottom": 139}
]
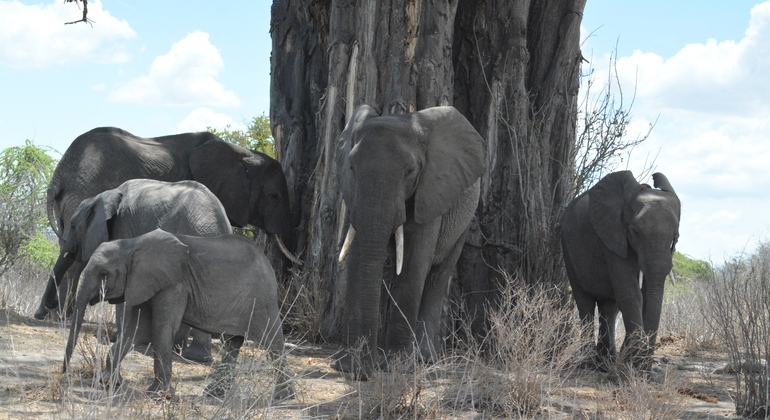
[{"left": 63, "top": 229, "right": 293, "bottom": 400}]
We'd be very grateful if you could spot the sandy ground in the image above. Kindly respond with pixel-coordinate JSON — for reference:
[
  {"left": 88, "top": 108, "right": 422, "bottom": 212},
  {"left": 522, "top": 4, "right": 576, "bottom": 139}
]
[{"left": 0, "top": 308, "right": 745, "bottom": 419}]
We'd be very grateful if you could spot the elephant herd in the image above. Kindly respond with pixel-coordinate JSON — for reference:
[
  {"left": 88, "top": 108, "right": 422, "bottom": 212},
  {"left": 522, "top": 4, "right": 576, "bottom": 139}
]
[{"left": 35, "top": 105, "right": 680, "bottom": 400}]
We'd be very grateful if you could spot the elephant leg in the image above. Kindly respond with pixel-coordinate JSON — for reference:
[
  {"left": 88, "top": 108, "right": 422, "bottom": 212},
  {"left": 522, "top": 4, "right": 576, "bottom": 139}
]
[
  {"left": 147, "top": 295, "right": 184, "bottom": 397},
  {"left": 383, "top": 222, "right": 439, "bottom": 360},
  {"left": 596, "top": 299, "right": 618, "bottom": 358},
  {"left": 415, "top": 232, "right": 467, "bottom": 363},
  {"left": 46, "top": 262, "right": 85, "bottom": 320},
  {"left": 181, "top": 328, "right": 213, "bottom": 363},
  {"left": 104, "top": 306, "right": 148, "bottom": 389},
  {"left": 617, "top": 296, "right": 645, "bottom": 367},
  {"left": 568, "top": 282, "right": 599, "bottom": 367},
  {"left": 204, "top": 334, "right": 244, "bottom": 398},
  {"left": 596, "top": 299, "right": 619, "bottom": 371},
  {"left": 172, "top": 325, "right": 191, "bottom": 354}
]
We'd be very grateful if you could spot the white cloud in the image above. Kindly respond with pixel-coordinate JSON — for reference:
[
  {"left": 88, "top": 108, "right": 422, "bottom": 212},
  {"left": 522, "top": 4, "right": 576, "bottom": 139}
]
[
  {"left": 582, "top": 1, "right": 770, "bottom": 263},
  {"left": 0, "top": 0, "right": 135, "bottom": 69},
  {"left": 110, "top": 31, "right": 240, "bottom": 107},
  {"left": 177, "top": 107, "right": 246, "bottom": 133},
  {"left": 607, "top": 2, "right": 770, "bottom": 117}
]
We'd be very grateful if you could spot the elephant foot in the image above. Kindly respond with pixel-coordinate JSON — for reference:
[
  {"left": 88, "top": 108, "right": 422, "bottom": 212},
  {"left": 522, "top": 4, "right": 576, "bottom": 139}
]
[
  {"left": 99, "top": 371, "right": 124, "bottom": 390},
  {"left": 181, "top": 344, "right": 213, "bottom": 364},
  {"left": 577, "top": 353, "right": 614, "bottom": 373},
  {"left": 147, "top": 381, "right": 175, "bottom": 400},
  {"left": 273, "top": 381, "right": 295, "bottom": 401},
  {"left": 204, "top": 364, "right": 235, "bottom": 398},
  {"left": 34, "top": 303, "right": 52, "bottom": 320},
  {"left": 330, "top": 350, "right": 371, "bottom": 381}
]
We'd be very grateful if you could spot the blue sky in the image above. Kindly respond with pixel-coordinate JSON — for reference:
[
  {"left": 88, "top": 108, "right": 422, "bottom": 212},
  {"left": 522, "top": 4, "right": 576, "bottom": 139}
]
[{"left": 1, "top": 0, "right": 768, "bottom": 264}]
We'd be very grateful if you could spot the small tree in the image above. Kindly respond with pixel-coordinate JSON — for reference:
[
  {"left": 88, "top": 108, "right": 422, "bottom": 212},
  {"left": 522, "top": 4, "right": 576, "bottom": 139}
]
[
  {"left": 0, "top": 141, "right": 57, "bottom": 275},
  {"left": 207, "top": 114, "right": 275, "bottom": 158},
  {"left": 572, "top": 49, "right": 655, "bottom": 196}
]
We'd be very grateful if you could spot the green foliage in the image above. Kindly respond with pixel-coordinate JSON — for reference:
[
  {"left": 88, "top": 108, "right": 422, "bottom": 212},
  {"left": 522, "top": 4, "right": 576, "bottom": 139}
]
[
  {"left": 665, "top": 252, "right": 713, "bottom": 300},
  {"left": 20, "top": 231, "right": 59, "bottom": 269},
  {"left": 0, "top": 140, "right": 58, "bottom": 275},
  {"left": 207, "top": 114, "right": 275, "bottom": 157},
  {"left": 672, "top": 252, "right": 713, "bottom": 283}
]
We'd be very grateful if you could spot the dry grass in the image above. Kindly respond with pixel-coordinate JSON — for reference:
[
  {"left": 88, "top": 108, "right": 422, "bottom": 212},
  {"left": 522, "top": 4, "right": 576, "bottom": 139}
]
[{"left": 607, "top": 369, "right": 687, "bottom": 420}]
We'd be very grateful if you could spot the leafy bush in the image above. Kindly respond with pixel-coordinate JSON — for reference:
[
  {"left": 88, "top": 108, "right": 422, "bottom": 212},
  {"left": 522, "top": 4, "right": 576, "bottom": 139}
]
[
  {"left": 0, "top": 140, "right": 57, "bottom": 276},
  {"left": 20, "top": 231, "right": 59, "bottom": 269}
]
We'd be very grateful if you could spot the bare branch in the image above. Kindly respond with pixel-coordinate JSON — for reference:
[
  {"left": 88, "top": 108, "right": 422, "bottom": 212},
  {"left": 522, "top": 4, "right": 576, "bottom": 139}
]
[
  {"left": 64, "top": 0, "right": 92, "bottom": 26},
  {"left": 571, "top": 47, "right": 657, "bottom": 196}
]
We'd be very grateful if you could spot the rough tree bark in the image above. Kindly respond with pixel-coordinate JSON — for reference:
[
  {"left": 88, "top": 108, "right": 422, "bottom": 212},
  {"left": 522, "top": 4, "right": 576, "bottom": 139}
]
[{"left": 270, "top": 0, "right": 586, "bottom": 340}]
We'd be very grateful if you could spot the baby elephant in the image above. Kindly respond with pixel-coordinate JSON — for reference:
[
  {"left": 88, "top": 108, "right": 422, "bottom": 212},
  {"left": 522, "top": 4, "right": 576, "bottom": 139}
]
[{"left": 63, "top": 229, "right": 293, "bottom": 400}]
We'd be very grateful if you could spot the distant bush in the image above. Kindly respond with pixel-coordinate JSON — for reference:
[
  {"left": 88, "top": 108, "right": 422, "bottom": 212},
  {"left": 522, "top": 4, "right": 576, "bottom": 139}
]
[
  {"left": 672, "top": 251, "right": 713, "bottom": 283},
  {"left": 207, "top": 114, "right": 275, "bottom": 157}
]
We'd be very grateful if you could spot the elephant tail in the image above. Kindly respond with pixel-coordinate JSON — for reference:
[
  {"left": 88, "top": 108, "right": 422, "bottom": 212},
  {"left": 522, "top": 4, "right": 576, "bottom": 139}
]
[
  {"left": 652, "top": 173, "right": 676, "bottom": 194},
  {"left": 47, "top": 178, "right": 63, "bottom": 237}
]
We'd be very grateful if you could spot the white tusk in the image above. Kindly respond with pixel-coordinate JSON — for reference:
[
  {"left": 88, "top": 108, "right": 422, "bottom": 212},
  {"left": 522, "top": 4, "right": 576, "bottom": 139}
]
[
  {"left": 668, "top": 270, "right": 676, "bottom": 286},
  {"left": 338, "top": 226, "right": 356, "bottom": 262},
  {"left": 638, "top": 270, "right": 644, "bottom": 289},
  {"left": 275, "top": 235, "right": 304, "bottom": 266},
  {"left": 63, "top": 252, "right": 69, "bottom": 258},
  {"left": 395, "top": 225, "right": 404, "bottom": 275}
]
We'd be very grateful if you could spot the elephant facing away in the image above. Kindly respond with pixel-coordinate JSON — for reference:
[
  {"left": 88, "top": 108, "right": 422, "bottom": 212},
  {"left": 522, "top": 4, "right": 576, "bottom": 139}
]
[
  {"left": 40, "top": 179, "right": 232, "bottom": 362},
  {"left": 64, "top": 229, "right": 293, "bottom": 399},
  {"left": 560, "top": 171, "right": 680, "bottom": 370},
  {"left": 37, "top": 127, "right": 299, "bottom": 318},
  {"left": 333, "top": 105, "right": 486, "bottom": 379}
]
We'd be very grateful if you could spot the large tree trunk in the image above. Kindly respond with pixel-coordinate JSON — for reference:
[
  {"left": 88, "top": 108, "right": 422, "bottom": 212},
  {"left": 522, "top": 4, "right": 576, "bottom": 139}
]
[{"left": 270, "top": 0, "right": 586, "bottom": 340}]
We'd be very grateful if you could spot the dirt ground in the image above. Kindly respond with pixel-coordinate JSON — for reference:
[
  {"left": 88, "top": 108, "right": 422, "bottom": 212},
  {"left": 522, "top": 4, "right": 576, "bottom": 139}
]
[{"left": 0, "top": 308, "right": 744, "bottom": 419}]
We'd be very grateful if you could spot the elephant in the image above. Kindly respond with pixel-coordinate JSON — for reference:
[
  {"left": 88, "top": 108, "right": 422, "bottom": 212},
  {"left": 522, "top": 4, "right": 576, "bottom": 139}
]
[
  {"left": 40, "top": 179, "right": 233, "bottom": 362},
  {"left": 36, "top": 127, "right": 300, "bottom": 320},
  {"left": 560, "top": 170, "right": 680, "bottom": 371},
  {"left": 63, "top": 229, "right": 293, "bottom": 399},
  {"left": 332, "top": 105, "right": 486, "bottom": 379}
]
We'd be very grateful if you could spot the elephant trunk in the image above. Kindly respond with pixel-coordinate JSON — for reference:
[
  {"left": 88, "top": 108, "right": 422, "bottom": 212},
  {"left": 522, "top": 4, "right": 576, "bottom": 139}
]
[
  {"left": 343, "top": 219, "right": 393, "bottom": 358},
  {"left": 63, "top": 274, "right": 99, "bottom": 372},
  {"left": 46, "top": 177, "right": 63, "bottom": 237},
  {"left": 39, "top": 251, "right": 77, "bottom": 314}
]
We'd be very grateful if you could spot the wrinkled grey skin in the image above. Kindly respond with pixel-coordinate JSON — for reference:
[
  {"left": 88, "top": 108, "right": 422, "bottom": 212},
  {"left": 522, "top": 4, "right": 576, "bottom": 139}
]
[
  {"left": 63, "top": 229, "right": 293, "bottom": 400},
  {"left": 41, "top": 179, "right": 232, "bottom": 362},
  {"left": 560, "top": 171, "right": 680, "bottom": 370},
  {"left": 332, "top": 105, "right": 486, "bottom": 379},
  {"left": 37, "top": 127, "right": 296, "bottom": 318}
]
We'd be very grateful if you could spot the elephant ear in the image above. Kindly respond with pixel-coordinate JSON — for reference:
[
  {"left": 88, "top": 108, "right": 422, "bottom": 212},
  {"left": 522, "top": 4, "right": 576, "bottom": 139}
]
[
  {"left": 414, "top": 107, "right": 486, "bottom": 224},
  {"left": 80, "top": 190, "right": 123, "bottom": 261},
  {"left": 338, "top": 105, "right": 378, "bottom": 206},
  {"left": 124, "top": 229, "right": 189, "bottom": 307},
  {"left": 588, "top": 170, "right": 639, "bottom": 258},
  {"left": 190, "top": 139, "right": 250, "bottom": 227}
]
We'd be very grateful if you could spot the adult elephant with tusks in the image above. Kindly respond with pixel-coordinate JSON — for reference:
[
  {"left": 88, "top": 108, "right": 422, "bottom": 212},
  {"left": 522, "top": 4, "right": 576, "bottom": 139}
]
[
  {"left": 35, "top": 127, "right": 301, "bottom": 321},
  {"left": 332, "top": 105, "right": 486, "bottom": 379},
  {"left": 41, "top": 179, "right": 233, "bottom": 362},
  {"left": 560, "top": 170, "right": 680, "bottom": 372}
]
